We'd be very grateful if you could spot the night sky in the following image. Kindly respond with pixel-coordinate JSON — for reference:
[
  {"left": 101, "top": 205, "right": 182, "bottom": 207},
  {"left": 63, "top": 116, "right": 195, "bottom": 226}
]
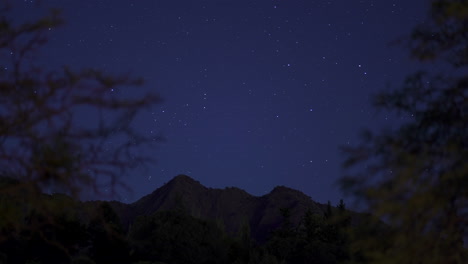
[{"left": 18, "top": 0, "right": 427, "bottom": 204}]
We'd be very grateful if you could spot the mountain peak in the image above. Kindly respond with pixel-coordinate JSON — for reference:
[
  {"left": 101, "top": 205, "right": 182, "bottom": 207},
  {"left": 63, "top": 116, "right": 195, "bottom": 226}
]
[
  {"left": 267, "top": 185, "right": 313, "bottom": 204},
  {"left": 270, "top": 185, "right": 303, "bottom": 195},
  {"left": 125, "top": 175, "right": 325, "bottom": 243},
  {"left": 163, "top": 175, "right": 208, "bottom": 195},
  {"left": 167, "top": 174, "right": 203, "bottom": 187}
]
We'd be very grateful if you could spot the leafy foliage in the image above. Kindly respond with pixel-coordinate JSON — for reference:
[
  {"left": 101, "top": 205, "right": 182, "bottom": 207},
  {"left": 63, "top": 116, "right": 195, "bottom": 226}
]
[
  {"left": 0, "top": 2, "right": 163, "bottom": 263},
  {"left": 340, "top": 0, "right": 468, "bottom": 263},
  {"left": 0, "top": 0, "right": 161, "bottom": 249},
  {"left": 0, "top": 2, "right": 161, "bottom": 199}
]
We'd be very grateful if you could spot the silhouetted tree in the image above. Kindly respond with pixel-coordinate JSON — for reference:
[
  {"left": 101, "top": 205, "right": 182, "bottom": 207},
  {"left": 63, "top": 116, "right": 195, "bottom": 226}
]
[
  {"left": 340, "top": 0, "right": 468, "bottom": 263},
  {"left": 266, "top": 207, "right": 299, "bottom": 263},
  {"left": 87, "top": 202, "right": 130, "bottom": 264},
  {"left": 337, "top": 199, "right": 345, "bottom": 212},
  {"left": 229, "top": 218, "right": 253, "bottom": 263},
  {"left": 128, "top": 211, "right": 229, "bottom": 264},
  {"left": 0, "top": 0, "right": 161, "bottom": 247},
  {"left": 324, "top": 201, "right": 333, "bottom": 220}
]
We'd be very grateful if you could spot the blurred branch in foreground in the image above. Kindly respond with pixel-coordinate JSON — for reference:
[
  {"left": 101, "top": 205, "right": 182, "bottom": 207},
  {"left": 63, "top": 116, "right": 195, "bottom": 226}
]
[
  {"left": 340, "top": 1, "right": 468, "bottom": 263},
  {"left": 0, "top": 1, "right": 162, "bottom": 243}
]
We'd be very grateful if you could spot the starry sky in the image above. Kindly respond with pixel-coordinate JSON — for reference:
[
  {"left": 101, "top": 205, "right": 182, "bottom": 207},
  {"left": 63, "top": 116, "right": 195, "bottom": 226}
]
[{"left": 18, "top": 0, "right": 427, "bottom": 204}]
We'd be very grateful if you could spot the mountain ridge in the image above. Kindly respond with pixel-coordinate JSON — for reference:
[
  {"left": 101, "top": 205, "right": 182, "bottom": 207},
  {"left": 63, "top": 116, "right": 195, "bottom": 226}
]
[{"left": 109, "top": 174, "right": 327, "bottom": 243}]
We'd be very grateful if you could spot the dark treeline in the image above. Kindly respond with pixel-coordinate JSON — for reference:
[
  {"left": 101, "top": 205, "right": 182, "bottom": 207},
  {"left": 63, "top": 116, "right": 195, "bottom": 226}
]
[{"left": 0, "top": 180, "right": 357, "bottom": 264}]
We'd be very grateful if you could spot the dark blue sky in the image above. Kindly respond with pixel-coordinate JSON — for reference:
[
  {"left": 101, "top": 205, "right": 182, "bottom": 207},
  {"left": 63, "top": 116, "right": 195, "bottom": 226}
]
[{"left": 19, "top": 0, "right": 427, "bottom": 203}]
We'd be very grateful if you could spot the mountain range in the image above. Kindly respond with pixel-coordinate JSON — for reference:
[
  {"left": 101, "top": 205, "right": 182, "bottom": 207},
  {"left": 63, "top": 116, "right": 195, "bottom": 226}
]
[{"left": 102, "top": 174, "right": 332, "bottom": 243}]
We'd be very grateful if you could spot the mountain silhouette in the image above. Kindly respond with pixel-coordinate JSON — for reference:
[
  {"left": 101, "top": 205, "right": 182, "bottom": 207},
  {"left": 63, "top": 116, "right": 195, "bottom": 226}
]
[
  {"left": 1, "top": 174, "right": 364, "bottom": 263},
  {"left": 111, "top": 174, "right": 327, "bottom": 243}
]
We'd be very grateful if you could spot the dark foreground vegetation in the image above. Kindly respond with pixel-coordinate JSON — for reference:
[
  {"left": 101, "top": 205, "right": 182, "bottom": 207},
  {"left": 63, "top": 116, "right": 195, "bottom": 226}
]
[
  {"left": 0, "top": 177, "right": 356, "bottom": 264},
  {"left": 0, "top": 0, "right": 466, "bottom": 263}
]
